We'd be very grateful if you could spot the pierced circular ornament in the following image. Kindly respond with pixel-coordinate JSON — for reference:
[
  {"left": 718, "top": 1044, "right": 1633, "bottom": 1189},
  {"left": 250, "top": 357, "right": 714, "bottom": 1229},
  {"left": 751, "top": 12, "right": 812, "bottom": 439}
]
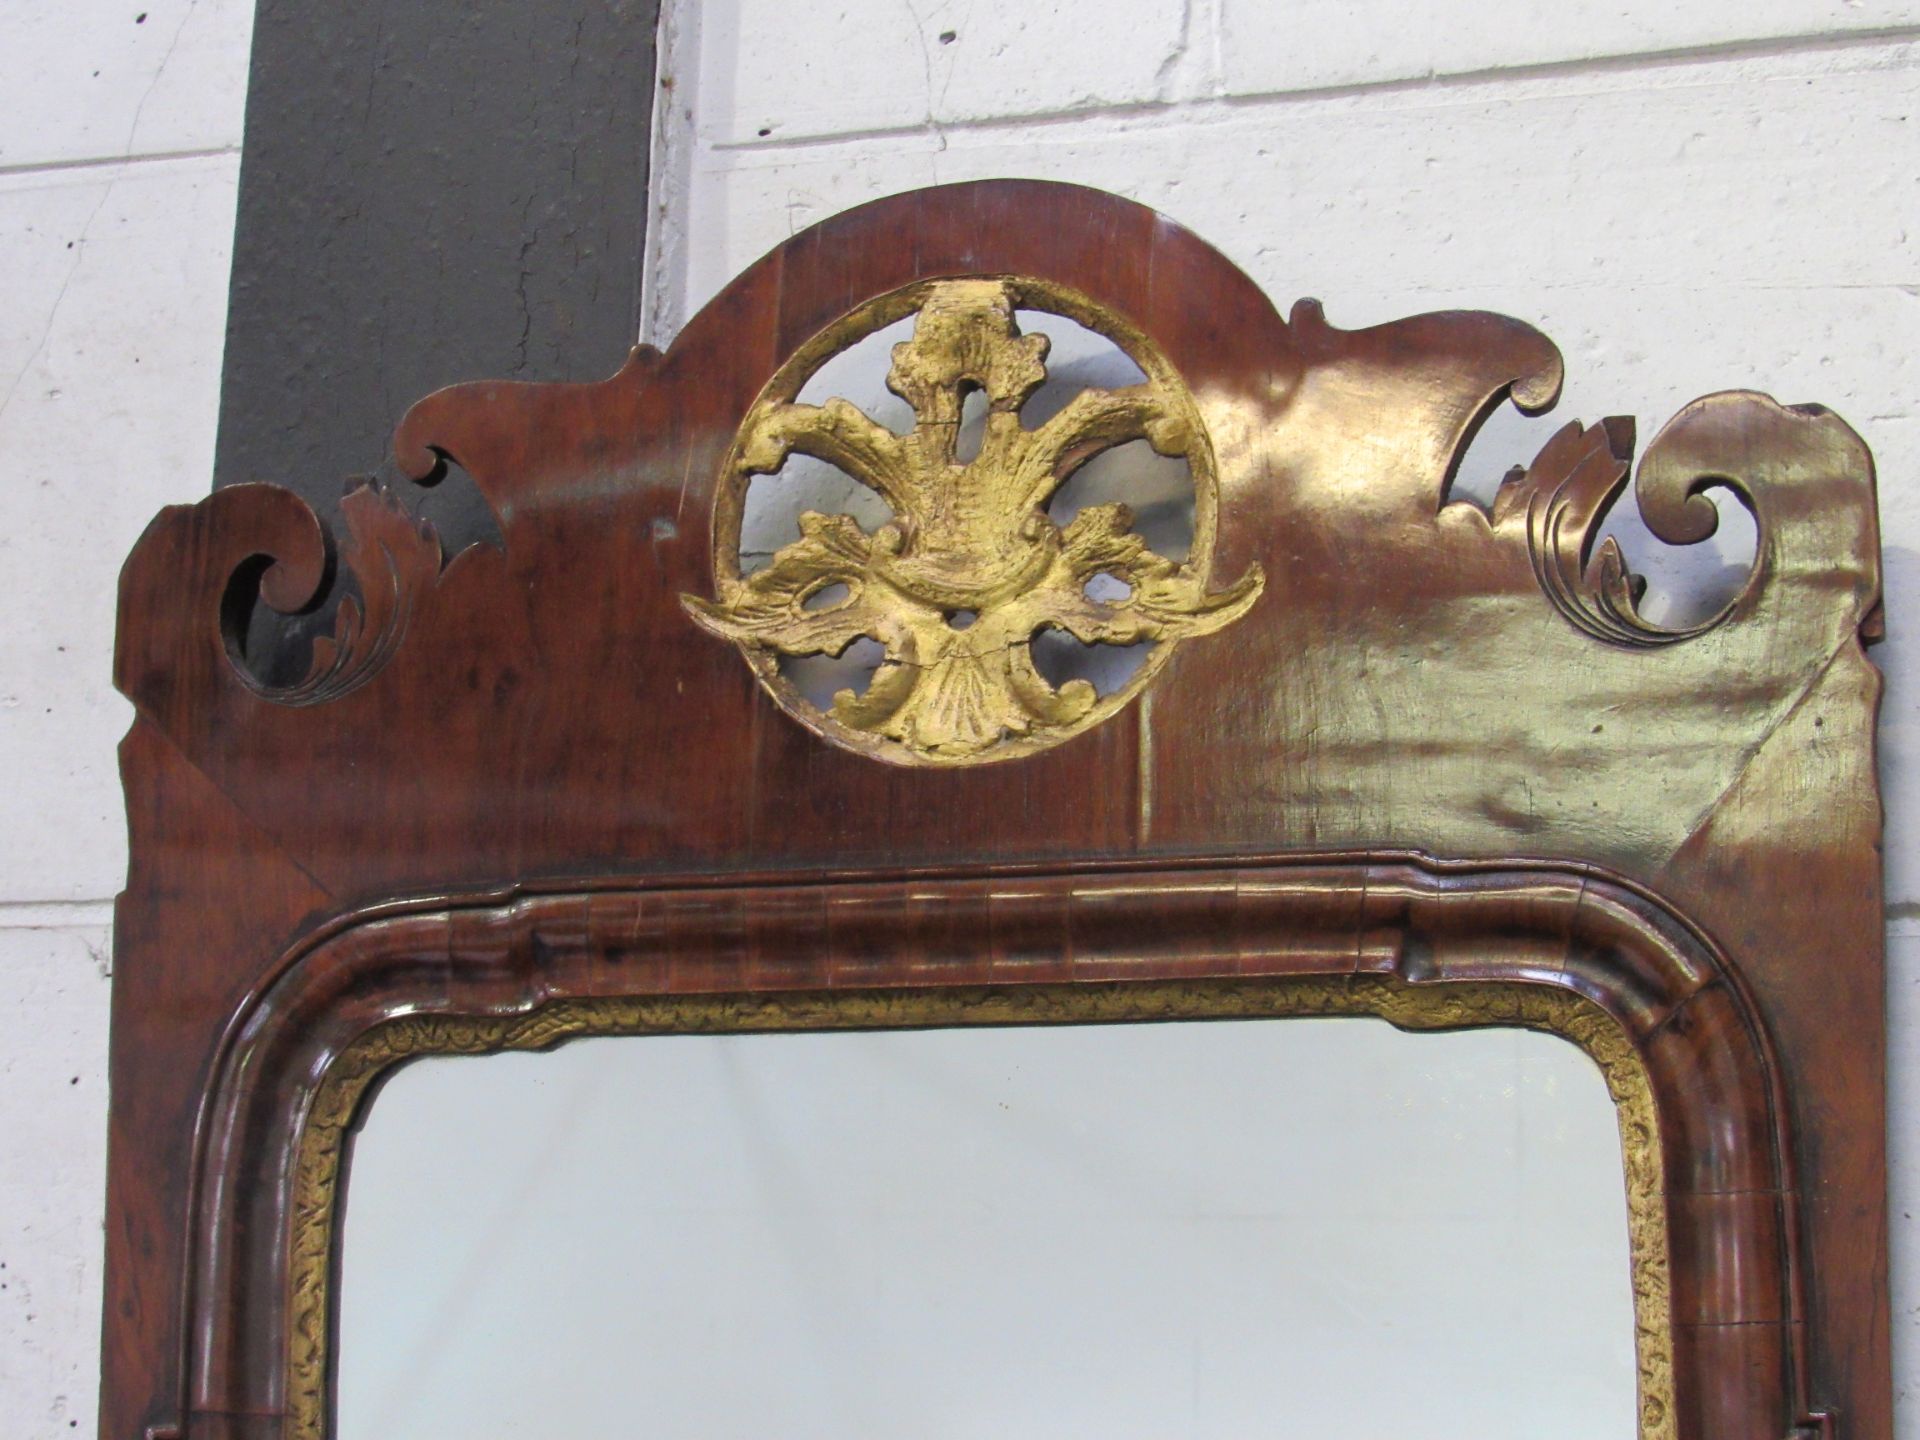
[{"left": 682, "top": 275, "right": 1264, "bottom": 766}]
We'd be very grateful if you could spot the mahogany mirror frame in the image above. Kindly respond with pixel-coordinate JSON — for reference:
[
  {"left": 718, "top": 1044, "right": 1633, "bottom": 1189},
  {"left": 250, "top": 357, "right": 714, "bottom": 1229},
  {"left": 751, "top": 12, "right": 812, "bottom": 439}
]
[{"left": 106, "top": 179, "right": 1889, "bottom": 1440}]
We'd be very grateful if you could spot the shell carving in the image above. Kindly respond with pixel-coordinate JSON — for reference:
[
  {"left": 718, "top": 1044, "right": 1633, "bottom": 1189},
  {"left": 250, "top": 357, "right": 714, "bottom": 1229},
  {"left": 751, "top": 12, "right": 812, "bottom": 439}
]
[{"left": 683, "top": 278, "right": 1264, "bottom": 765}]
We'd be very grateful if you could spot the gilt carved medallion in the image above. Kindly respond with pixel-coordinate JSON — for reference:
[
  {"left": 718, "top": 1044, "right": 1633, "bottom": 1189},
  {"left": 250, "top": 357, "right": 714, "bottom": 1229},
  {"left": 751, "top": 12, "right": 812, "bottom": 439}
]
[{"left": 682, "top": 276, "right": 1265, "bottom": 765}]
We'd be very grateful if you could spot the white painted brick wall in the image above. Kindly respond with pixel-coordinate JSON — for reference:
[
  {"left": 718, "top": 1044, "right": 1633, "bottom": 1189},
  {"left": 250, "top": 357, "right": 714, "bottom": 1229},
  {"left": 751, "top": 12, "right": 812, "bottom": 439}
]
[
  {"left": 1, "top": 2, "right": 256, "bottom": 1435},
  {"left": 4, "top": 0, "right": 1918, "bottom": 1432}
]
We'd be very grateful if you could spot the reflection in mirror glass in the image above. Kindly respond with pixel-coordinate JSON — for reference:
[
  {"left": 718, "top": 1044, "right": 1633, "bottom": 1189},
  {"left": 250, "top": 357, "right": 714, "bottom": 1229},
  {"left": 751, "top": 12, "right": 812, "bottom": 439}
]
[{"left": 338, "top": 1018, "right": 1636, "bottom": 1439}]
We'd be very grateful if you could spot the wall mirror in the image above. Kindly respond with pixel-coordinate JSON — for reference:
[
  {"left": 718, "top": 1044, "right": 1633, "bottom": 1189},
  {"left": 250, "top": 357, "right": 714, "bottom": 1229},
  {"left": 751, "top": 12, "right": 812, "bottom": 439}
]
[
  {"left": 337, "top": 1020, "right": 1635, "bottom": 1439},
  {"left": 107, "top": 180, "right": 1888, "bottom": 1440}
]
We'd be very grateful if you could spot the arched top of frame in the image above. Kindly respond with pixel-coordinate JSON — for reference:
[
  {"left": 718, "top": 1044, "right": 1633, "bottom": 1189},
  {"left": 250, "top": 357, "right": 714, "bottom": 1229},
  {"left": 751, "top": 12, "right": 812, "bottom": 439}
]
[{"left": 116, "top": 179, "right": 1882, "bottom": 902}]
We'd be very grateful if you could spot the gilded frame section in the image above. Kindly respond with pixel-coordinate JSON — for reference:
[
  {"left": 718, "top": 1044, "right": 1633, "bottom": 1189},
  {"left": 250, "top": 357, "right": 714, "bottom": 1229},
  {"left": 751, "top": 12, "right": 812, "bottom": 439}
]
[{"left": 289, "top": 975, "right": 1673, "bottom": 1440}]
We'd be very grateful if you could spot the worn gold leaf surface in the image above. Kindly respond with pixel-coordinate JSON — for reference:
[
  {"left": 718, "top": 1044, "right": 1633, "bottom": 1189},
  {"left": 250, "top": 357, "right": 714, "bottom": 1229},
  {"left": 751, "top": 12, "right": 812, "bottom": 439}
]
[{"left": 683, "top": 277, "right": 1264, "bottom": 764}]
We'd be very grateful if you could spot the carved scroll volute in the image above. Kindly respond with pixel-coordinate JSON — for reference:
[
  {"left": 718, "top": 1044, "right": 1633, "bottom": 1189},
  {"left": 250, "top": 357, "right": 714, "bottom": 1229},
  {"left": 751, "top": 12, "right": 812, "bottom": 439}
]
[
  {"left": 115, "top": 476, "right": 448, "bottom": 720},
  {"left": 1492, "top": 392, "right": 1881, "bottom": 648},
  {"left": 117, "top": 482, "right": 328, "bottom": 707},
  {"left": 682, "top": 276, "right": 1266, "bottom": 766},
  {"left": 240, "top": 480, "right": 444, "bottom": 705}
]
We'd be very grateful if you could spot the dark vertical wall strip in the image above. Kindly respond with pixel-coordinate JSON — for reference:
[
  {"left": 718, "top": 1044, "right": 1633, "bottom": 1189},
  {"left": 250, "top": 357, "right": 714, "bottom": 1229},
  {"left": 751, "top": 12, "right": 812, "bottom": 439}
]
[{"left": 213, "top": 0, "right": 660, "bottom": 554}]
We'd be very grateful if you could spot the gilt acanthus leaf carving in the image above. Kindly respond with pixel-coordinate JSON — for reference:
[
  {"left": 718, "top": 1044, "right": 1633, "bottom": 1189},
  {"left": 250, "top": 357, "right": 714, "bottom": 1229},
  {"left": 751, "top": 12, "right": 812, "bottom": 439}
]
[{"left": 683, "top": 278, "right": 1264, "bottom": 764}]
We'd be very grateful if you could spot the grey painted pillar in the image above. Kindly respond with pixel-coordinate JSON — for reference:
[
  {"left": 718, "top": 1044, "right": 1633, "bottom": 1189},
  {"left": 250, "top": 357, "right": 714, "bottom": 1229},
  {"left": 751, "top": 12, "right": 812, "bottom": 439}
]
[{"left": 213, "top": 0, "right": 660, "bottom": 545}]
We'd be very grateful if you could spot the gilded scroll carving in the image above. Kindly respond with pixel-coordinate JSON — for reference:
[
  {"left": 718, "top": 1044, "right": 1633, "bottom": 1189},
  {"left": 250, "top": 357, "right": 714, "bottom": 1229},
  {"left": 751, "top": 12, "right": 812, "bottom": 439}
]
[{"left": 682, "top": 277, "right": 1264, "bottom": 765}]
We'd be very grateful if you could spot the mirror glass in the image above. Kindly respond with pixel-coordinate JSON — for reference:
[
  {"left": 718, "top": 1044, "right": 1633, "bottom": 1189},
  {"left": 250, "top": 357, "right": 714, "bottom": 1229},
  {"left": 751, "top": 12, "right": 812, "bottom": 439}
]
[{"left": 338, "top": 1018, "right": 1636, "bottom": 1439}]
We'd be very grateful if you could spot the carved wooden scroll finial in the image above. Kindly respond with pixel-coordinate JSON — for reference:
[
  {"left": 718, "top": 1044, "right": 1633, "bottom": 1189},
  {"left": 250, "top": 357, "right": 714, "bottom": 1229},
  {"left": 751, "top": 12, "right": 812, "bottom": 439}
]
[
  {"left": 682, "top": 276, "right": 1265, "bottom": 765},
  {"left": 224, "top": 479, "right": 445, "bottom": 705}
]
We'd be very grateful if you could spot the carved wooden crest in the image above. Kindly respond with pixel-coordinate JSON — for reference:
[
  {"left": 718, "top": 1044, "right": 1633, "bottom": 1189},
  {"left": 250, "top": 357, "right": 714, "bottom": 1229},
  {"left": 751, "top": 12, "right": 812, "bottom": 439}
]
[
  {"left": 683, "top": 276, "right": 1263, "bottom": 764},
  {"left": 106, "top": 181, "right": 1888, "bottom": 1440}
]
